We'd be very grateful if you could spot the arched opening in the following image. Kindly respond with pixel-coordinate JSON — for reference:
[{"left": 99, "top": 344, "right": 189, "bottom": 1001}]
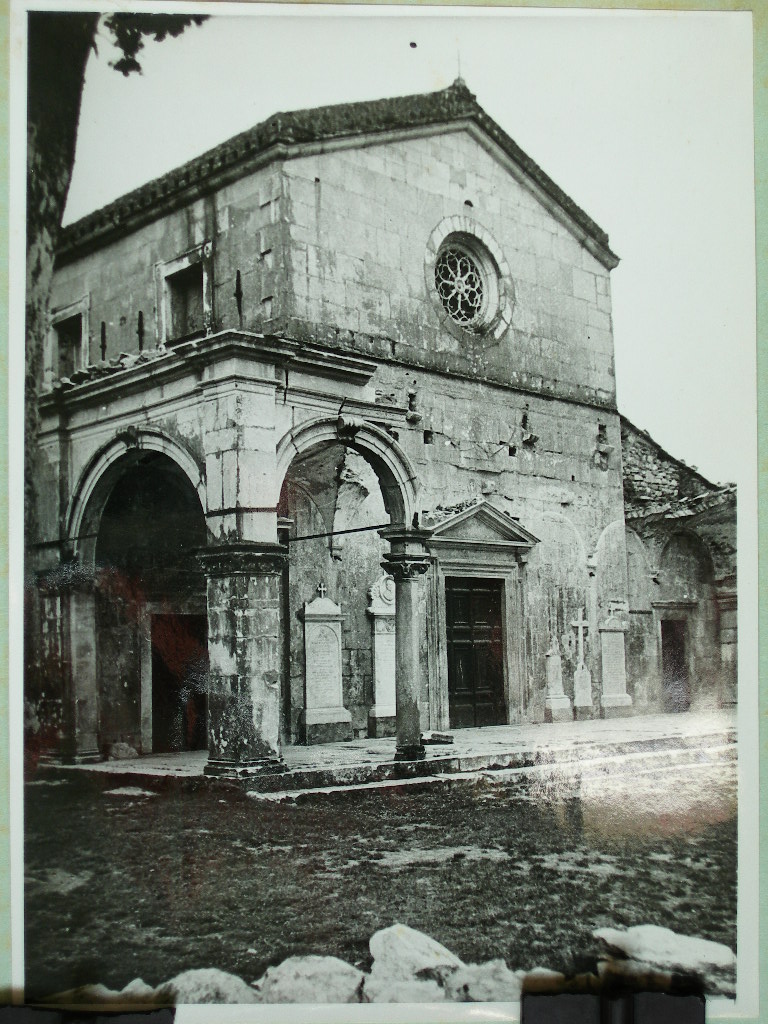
[
  {"left": 657, "top": 531, "right": 718, "bottom": 712},
  {"left": 278, "top": 442, "right": 392, "bottom": 744},
  {"left": 93, "top": 451, "right": 208, "bottom": 754}
]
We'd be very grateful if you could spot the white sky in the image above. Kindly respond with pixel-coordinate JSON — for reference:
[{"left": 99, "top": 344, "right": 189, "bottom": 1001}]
[{"left": 63, "top": 6, "right": 756, "bottom": 486}]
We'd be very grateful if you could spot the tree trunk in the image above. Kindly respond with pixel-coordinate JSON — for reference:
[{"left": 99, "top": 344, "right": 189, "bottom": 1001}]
[{"left": 25, "top": 12, "right": 97, "bottom": 541}]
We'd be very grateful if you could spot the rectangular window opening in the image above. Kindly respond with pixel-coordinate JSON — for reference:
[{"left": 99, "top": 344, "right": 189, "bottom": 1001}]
[
  {"left": 167, "top": 263, "right": 204, "bottom": 342},
  {"left": 55, "top": 314, "right": 83, "bottom": 378}
]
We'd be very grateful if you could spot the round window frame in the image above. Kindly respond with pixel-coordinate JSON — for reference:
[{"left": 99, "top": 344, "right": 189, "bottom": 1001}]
[{"left": 425, "top": 218, "right": 514, "bottom": 342}]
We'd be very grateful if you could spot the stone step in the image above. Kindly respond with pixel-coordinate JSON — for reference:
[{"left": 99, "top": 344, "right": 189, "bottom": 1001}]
[
  {"left": 236, "top": 730, "right": 735, "bottom": 794},
  {"left": 34, "top": 726, "right": 735, "bottom": 796}
]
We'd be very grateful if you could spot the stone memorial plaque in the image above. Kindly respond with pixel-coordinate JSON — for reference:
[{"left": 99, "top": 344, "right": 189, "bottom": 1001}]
[
  {"left": 306, "top": 624, "right": 341, "bottom": 709},
  {"left": 300, "top": 590, "right": 352, "bottom": 743},
  {"left": 599, "top": 612, "right": 632, "bottom": 715},
  {"left": 545, "top": 637, "right": 572, "bottom": 722},
  {"left": 573, "top": 664, "right": 593, "bottom": 708},
  {"left": 367, "top": 575, "right": 396, "bottom": 737}
]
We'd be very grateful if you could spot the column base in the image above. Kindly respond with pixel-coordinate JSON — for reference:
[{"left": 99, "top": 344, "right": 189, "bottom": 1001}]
[
  {"left": 601, "top": 693, "right": 634, "bottom": 718},
  {"left": 41, "top": 749, "right": 103, "bottom": 766},
  {"left": 574, "top": 706, "right": 595, "bottom": 722},
  {"left": 204, "top": 757, "right": 284, "bottom": 779},
  {"left": 368, "top": 707, "right": 396, "bottom": 738},
  {"left": 545, "top": 695, "right": 573, "bottom": 723},
  {"left": 300, "top": 707, "right": 353, "bottom": 745},
  {"left": 394, "top": 743, "right": 426, "bottom": 762}
]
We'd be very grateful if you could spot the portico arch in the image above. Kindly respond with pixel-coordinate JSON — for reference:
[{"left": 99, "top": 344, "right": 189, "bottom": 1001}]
[
  {"left": 63, "top": 433, "right": 209, "bottom": 758},
  {"left": 68, "top": 429, "right": 207, "bottom": 567},
  {"left": 275, "top": 416, "right": 420, "bottom": 528},
  {"left": 275, "top": 415, "right": 428, "bottom": 760}
]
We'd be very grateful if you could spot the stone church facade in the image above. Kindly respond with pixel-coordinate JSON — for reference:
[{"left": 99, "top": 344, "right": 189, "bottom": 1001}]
[{"left": 25, "top": 81, "right": 737, "bottom": 774}]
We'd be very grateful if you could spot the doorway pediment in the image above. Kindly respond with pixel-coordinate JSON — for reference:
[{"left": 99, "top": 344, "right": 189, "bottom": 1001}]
[{"left": 426, "top": 500, "right": 539, "bottom": 553}]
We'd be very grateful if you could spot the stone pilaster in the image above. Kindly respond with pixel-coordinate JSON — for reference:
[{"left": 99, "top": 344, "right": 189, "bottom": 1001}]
[
  {"left": 381, "top": 529, "right": 431, "bottom": 762},
  {"left": 199, "top": 543, "right": 287, "bottom": 777},
  {"left": 41, "top": 563, "right": 100, "bottom": 763}
]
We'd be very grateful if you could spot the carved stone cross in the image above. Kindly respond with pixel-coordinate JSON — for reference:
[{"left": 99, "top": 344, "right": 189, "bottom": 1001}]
[
  {"left": 316, "top": 582, "right": 328, "bottom": 599},
  {"left": 571, "top": 607, "right": 589, "bottom": 667}
]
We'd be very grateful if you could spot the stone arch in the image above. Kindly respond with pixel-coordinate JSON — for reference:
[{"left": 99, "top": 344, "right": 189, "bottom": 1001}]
[
  {"left": 275, "top": 416, "right": 420, "bottom": 528},
  {"left": 658, "top": 528, "right": 715, "bottom": 598},
  {"left": 625, "top": 527, "right": 653, "bottom": 613},
  {"left": 68, "top": 429, "right": 206, "bottom": 567},
  {"left": 593, "top": 519, "right": 630, "bottom": 610}
]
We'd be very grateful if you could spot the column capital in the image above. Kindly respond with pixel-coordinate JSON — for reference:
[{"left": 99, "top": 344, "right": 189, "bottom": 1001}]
[
  {"left": 197, "top": 542, "right": 288, "bottom": 577},
  {"left": 36, "top": 561, "right": 95, "bottom": 594},
  {"left": 379, "top": 526, "right": 432, "bottom": 580},
  {"left": 381, "top": 554, "right": 431, "bottom": 581}
]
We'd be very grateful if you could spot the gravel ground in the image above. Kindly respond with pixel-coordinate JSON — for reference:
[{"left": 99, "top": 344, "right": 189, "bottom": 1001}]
[{"left": 24, "top": 759, "right": 737, "bottom": 1001}]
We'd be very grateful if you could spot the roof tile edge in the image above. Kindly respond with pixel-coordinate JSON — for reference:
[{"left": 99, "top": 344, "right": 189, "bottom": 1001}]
[{"left": 57, "top": 79, "right": 617, "bottom": 268}]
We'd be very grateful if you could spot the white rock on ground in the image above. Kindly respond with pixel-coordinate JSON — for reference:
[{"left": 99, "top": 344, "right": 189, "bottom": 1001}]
[
  {"left": 364, "top": 975, "right": 446, "bottom": 1003},
  {"left": 256, "top": 955, "right": 364, "bottom": 1004},
  {"left": 593, "top": 925, "right": 736, "bottom": 972},
  {"left": 104, "top": 787, "right": 157, "bottom": 798},
  {"left": 157, "top": 967, "right": 258, "bottom": 1004},
  {"left": 444, "top": 959, "right": 524, "bottom": 1002},
  {"left": 108, "top": 742, "right": 138, "bottom": 760},
  {"left": 45, "top": 979, "right": 158, "bottom": 1004},
  {"left": 369, "top": 923, "right": 464, "bottom": 984}
]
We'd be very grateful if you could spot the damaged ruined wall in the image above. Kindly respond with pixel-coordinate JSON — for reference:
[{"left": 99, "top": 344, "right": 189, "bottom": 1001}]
[
  {"left": 620, "top": 419, "right": 736, "bottom": 710},
  {"left": 620, "top": 417, "right": 721, "bottom": 514},
  {"left": 366, "top": 364, "right": 626, "bottom": 723}
]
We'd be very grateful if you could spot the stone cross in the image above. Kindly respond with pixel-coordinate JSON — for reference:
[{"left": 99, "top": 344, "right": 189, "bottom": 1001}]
[
  {"left": 571, "top": 607, "right": 589, "bottom": 666},
  {"left": 316, "top": 582, "right": 327, "bottom": 599}
]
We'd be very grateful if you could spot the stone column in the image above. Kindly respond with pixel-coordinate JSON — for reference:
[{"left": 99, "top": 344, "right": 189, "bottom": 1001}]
[
  {"left": 199, "top": 543, "right": 287, "bottom": 777},
  {"left": 599, "top": 603, "right": 633, "bottom": 717},
  {"left": 59, "top": 572, "right": 100, "bottom": 762},
  {"left": 381, "top": 529, "right": 431, "bottom": 762}
]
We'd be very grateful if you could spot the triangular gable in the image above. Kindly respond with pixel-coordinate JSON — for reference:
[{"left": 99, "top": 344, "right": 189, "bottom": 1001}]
[
  {"left": 58, "top": 81, "right": 617, "bottom": 271},
  {"left": 428, "top": 501, "right": 539, "bottom": 550}
]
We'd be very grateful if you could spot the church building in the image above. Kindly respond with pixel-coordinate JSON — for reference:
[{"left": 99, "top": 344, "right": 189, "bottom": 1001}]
[{"left": 26, "top": 80, "right": 737, "bottom": 774}]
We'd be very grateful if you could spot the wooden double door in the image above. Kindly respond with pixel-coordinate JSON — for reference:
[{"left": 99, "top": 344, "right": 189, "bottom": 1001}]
[{"left": 446, "top": 577, "right": 507, "bottom": 729}]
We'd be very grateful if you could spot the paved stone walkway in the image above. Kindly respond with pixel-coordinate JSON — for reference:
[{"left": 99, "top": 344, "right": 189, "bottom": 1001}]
[{"left": 46, "top": 709, "right": 735, "bottom": 790}]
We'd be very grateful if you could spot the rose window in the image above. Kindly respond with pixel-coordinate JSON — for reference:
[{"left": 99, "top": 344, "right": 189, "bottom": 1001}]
[{"left": 434, "top": 248, "right": 485, "bottom": 326}]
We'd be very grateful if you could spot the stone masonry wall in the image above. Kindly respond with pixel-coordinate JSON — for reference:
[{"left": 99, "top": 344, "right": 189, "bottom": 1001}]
[
  {"left": 49, "top": 164, "right": 284, "bottom": 366},
  {"left": 281, "top": 131, "right": 616, "bottom": 406}
]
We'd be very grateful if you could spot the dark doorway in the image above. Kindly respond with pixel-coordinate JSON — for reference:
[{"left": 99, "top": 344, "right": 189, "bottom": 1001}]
[
  {"left": 661, "top": 619, "right": 690, "bottom": 713},
  {"left": 94, "top": 452, "right": 208, "bottom": 752},
  {"left": 446, "top": 577, "right": 506, "bottom": 728},
  {"left": 151, "top": 613, "right": 208, "bottom": 752}
]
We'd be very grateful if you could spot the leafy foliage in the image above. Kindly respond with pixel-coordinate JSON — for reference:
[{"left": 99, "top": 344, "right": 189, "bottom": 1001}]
[{"left": 103, "top": 14, "right": 208, "bottom": 76}]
